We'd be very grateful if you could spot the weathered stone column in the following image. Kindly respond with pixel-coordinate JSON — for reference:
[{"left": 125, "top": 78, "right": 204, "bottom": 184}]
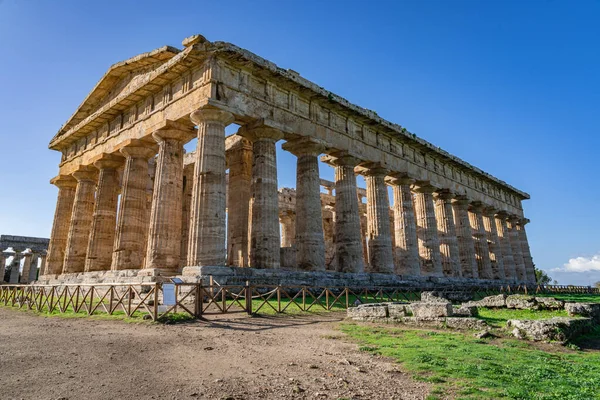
[
  {"left": 112, "top": 143, "right": 156, "bottom": 270},
  {"left": 239, "top": 124, "right": 283, "bottom": 269},
  {"left": 362, "top": 165, "right": 394, "bottom": 274},
  {"left": 20, "top": 248, "right": 33, "bottom": 284},
  {"left": 508, "top": 215, "right": 527, "bottom": 283},
  {"left": 45, "top": 175, "right": 77, "bottom": 275},
  {"left": 517, "top": 219, "right": 536, "bottom": 283},
  {"left": 85, "top": 155, "right": 123, "bottom": 272},
  {"left": 282, "top": 139, "right": 326, "bottom": 271},
  {"left": 495, "top": 212, "right": 516, "bottom": 282},
  {"left": 434, "top": 191, "right": 461, "bottom": 277},
  {"left": 413, "top": 183, "right": 444, "bottom": 277},
  {"left": 145, "top": 123, "right": 195, "bottom": 273},
  {"left": 482, "top": 207, "right": 506, "bottom": 280},
  {"left": 28, "top": 252, "right": 40, "bottom": 283},
  {"left": 279, "top": 211, "right": 296, "bottom": 248},
  {"left": 38, "top": 252, "right": 47, "bottom": 277},
  {"left": 387, "top": 175, "right": 420, "bottom": 276},
  {"left": 180, "top": 165, "right": 194, "bottom": 267},
  {"left": 323, "top": 206, "right": 337, "bottom": 271},
  {"left": 7, "top": 249, "right": 19, "bottom": 283},
  {"left": 451, "top": 196, "right": 478, "bottom": 278},
  {"left": 226, "top": 135, "right": 253, "bottom": 268},
  {"left": 325, "top": 154, "right": 364, "bottom": 273},
  {"left": 187, "top": 108, "right": 234, "bottom": 267},
  {"left": 468, "top": 202, "right": 493, "bottom": 280},
  {"left": 63, "top": 168, "right": 97, "bottom": 274},
  {"left": 0, "top": 252, "right": 5, "bottom": 283}
]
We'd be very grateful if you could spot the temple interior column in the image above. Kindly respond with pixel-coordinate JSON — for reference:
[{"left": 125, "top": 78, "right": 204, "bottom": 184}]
[
  {"left": 0, "top": 253, "right": 5, "bottom": 283},
  {"left": 239, "top": 124, "right": 283, "bottom": 269},
  {"left": 363, "top": 166, "right": 394, "bottom": 274},
  {"left": 63, "top": 168, "right": 97, "bottom": 274},
  {"left": 8, "top": 251, "right": 20, "bottom": 283},
  {"left": 508, "top": 215, "right": 527, "bottom": 283},
  {"left": 328, "top": 154, "right": 364, "bottom": 273},
  {"left": 279, "top": 211, "right": 296, "bottom": 248},
  {"left": 282, "top": 139, "right": 326, "bottom": 271},
  {"left": 45, "top": 175, "right": 77, "bottom": 275},
  {"left": 187, "top": 108, "right": 234, "bottom": 267},
  {"left": 388, "top": 176, "right": 420, "bottom": 276},
  {"left": 112, "top": 142, "right": 156, "bottom": 270},
  {"left": 85, "top": 155, "right": 123, "bottom": 272},
  {"left": 469, "top": 202, "right": 493, "bottom": 280},
  {"left": 451, "top": 196, "right": 478, "bottom": 278},
  {"left": 322, "top": 205, "right": 337, "bottom": 271},
  {"left": 144, "top": 123, "right": 195, "bottom": 273},
  {"left": 180, "top": 164, "right": 193, "bottom": 268},
  {"left": 434, "top": 190, "right": 461, "bottom": 277},
  {"left": 226, "top": 135, "right": 253, "bottom": 268},
  {"left": 482, "top": 207, "right": 506, "bottom": 280},
  {"left": 495, "top": 211, "right": 517, "bottom": 282},
  {"left": 413, "top": 183, "right": 444, "bottom": 277},
  {"left": 517, "top": 218, "right": 536, "bottom": 283}
]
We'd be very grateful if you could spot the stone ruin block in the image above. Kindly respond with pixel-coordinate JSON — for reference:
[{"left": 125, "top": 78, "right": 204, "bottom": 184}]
[
  {"left": 445, "top": 317, "right": 487, "bottom": 330},
  {"left": 421, "top": 291, "right": 449, "bottom": 303},
  {"left": 506, "top": 295, "right": 539, "bottom": 310},
  {"left": 453, "top": 305, "right": 478, "bottom": 317},
  {"left": 564, "top": 302, "right": 600, "bottom": 322},
  {"left": 410, "top": 301, "right": 453, "bottom": 318},
  {"left": 535, "top": 297, "right": 565, "bottom": 310},
  {"left": 507, "top": 317, "right": 593, "bottom": 343},
  {"left": 384, "top": 302, "right": 411, "bottom": 318},
  {"left": 347, "top": 303, "right": 388, "bottom": 320},
  {"left": 463, "top": 294, "right": 507, "bottom": 308}
]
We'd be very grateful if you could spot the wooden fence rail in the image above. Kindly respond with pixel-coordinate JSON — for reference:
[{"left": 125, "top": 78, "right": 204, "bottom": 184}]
[{"left": 0, "top": 283, "right": 598, "bottom": 320}]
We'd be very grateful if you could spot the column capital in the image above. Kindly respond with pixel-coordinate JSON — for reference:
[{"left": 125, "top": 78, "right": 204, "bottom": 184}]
[
  {"left": 495, "top": 210, "right": 510, "bottom": 219},
  {"left": 451, "top": 195, "right": 470, "bottom": 207},
  {"left": 119, "top": 139, "right": 157, "bottom": 159},
  {"left": 72, "top": 166, "right": 98, "bottom": 182},
  {"left": 238, "top": 122, "right": 283, "bottom": 142},
  {"left": 412, "top": 181, "right": 437, "bottom": 194},
  {"left": 482, "top": 206, "right": 499, "bottom": 217},
  {"left": 282, "top": 137, "right": 326, "bottom": 157},
  {"left": 91, "top": 153, "right": 125, "bottom": 170},
  {"left": 226, "top": 134, "right": 253, "bottom": 152},
  {"left": 151, "top": 120, "right": 196, "bottom": 143},
  {"left": 50, "top": 174, "right": 77, "bottom": 189},
  {"left": 469, "top": 201, "right": 486, "bottom": 213},
  {"left": 518, "top": 217, "right": 531, "bottom": 226},
  {"left": 386, "top": 172, "right": 414, "bottom": 186},
  {"left": 21, "top": 248, "right": 33, "bottom": 257},
  {"left": 507, "top": 214, "right": 521, "bottom": 224},
  {"left": 321, "top": 151, "right": 362, "bottom": 167},
  {"left": 433, "top": 189, "right": 455, "bottom": 201},
  {"left": 356, "top": 162, "right": 388, "bottom": 177},
  {"left": 190, "top": 106, "right": 234, "bottom": 126}
]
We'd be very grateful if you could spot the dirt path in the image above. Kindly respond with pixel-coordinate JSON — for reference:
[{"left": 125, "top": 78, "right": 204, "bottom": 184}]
[{"left": 0, "top": 308, "right": 429, "bottom": 400}]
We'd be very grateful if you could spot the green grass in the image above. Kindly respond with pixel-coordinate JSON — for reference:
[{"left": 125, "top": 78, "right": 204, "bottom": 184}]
[
  {"left": 476, "top": 307, "right": 570, "bottom": 328},
  {"left": 340, "top": 322, "right": 600, "bottom": 400},
  {"left": 535, "top": 293, "right": 600, "bottom": 303}
]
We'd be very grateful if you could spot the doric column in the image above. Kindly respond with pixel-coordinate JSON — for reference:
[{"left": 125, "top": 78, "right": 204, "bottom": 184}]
[
  {"left": 323, "top": 205, "right": 337, "bottom": 271},
  {"left": 325, "top": 154, "right": 365, "bottom": 273},
  {"left": 495, "top": 211, "right": 516, "bottom": 282},
  {"left": 508, "top": 215, "right": 527, "bottom": 283},
  {"left": 20, "top": 248, "right": 33, "bottom": 284},
  {"left": 38, "top": 252, "right": 47, "bottom": 276},
  {"left": 180, "top": 164, "right": 194, "bottom": 267},
  {"left": 517, "top": 218, "right": 536, "bottom": 283},
  {"left": 63, "top": 168, "right": 97, "bottom": 274},
  {"left": 482, "top": 207, "right": 506, "bottom": 280},
  {"left": 144, "top": 123, "right": 195, "bottom": 273},
  {"left": 468, "top": 202, "right": 493, "bottom": 280},
  {"left": 85, "top": 155, "right": 123, "bottom": 272},
  {"left": 413, "top": 183, "right": 443, "bottom": 277},
  {"left": 451, "top": 196, "right": 478, "bottom": 278},
  {"left": 362, "top": 165, "right": 394, "bottom": 274},
  {"left": 45, "top": 175, "right": 77, "bottom": 275},
  {"left": 112, "top": 142, "right": 156, "bottom": 270},
  {"left": 8, "top": 250, "right": 20, "bottom": 283},
  {"left": 282, "top": 138, "right": 326, "bottom": 271},
  {"left": 239, "top": 124, "right": 283, "bottom": 269},
  {"left": 0, "top": 253, "right": 5, "bottom": 283},
  {"left": 387, "top": 176, "right": 420, "bottom": 276},
  {"left": 279, "top": 211, "right": 296, "bottom": 248},
  {"left": 227, "top": 135, "right": 253, "bottom": 268},
  {"left": 28, "top": 252, "right": 39, "bottom": 283},
  {"left": 187, "top": 108, "right": 234, "bottom": 266},
  {"left": 433, "top": 191, "right": 461, "bottom": 277}
]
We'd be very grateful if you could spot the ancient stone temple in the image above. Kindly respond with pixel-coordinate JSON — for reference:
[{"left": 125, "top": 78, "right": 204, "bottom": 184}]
[{"left": 41, "top": 34, "right": 535, "bottom": 287}]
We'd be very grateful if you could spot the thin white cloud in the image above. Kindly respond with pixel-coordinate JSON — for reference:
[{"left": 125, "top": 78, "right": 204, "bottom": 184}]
[{"left": 551, "top": 253, "right": 600, "bottom": 273}]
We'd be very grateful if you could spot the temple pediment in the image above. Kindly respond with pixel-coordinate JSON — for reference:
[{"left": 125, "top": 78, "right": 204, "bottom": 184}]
[{"left": 52, "top": 45, "right": 180, "bottom": 144}]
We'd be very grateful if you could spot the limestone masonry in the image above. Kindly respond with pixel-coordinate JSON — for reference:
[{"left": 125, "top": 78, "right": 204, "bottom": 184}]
[{"left": 38, "top": 34, "right": 535, "bottom": 286}]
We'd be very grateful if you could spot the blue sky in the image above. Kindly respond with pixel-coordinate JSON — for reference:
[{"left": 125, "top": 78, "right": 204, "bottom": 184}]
[{"left": 0, "top": 0, "right": 598, "bottom": 285}]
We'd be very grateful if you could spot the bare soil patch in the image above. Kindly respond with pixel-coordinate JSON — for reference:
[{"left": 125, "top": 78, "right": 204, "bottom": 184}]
[{"left": 0, "top": 308, "right": 429, "bottom": 400}]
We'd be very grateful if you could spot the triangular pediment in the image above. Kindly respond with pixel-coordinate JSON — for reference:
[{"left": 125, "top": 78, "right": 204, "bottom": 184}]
[{"left": 56, "top": 45, "right": 180, "bottom": 139}]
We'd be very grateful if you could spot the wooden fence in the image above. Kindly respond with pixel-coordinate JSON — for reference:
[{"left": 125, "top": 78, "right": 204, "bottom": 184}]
[{"left": 0, "top": 282, "right": 597, "bottom": 321}]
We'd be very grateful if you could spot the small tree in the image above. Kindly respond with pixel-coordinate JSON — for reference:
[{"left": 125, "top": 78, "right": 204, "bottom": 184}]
[
  {"left": 534, "top": 267, "right": 552, "bottom": 285},
  {"left": 594, "top": 281, "right": 600, "bottom": 289}
]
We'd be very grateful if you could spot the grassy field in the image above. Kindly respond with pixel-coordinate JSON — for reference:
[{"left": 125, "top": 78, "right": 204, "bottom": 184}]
[
  {"left": 476, "top": 307, "right": 570, "bottom": 328},
  {"left": 340, "top": 322, "right": 600, "bottom": 400},
  {"left": 534, "top": 293, "right": 600, "bottom": 303}
]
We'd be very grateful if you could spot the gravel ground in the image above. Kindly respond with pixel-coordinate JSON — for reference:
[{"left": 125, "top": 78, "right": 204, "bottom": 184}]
[{"left": 0, "top": 307, "right": 430, "bottom": 400}]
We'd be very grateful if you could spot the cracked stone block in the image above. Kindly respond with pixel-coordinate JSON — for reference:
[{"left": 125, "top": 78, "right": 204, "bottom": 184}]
[
  {"left": 506, "top": 317, "right": 593, "bottom": 343},
  {"left": 564, "top": 302, "right": 600, "bottom": 321},
  {"left": 410, "top": 301, "right": 453, "bottom": 318},
  {"left": 506, "top": 294, "right": 539, "bottom": 310},
  {"left": 347, "top": 303, "right": 388, "bottom": 319},
  {"left": 453, "top": 305, "right": 478, "bottom": 317},
  {"left": 535, "top": 297, "right": 565, "bottom": 310},
  {"left": 463, "top": 294, "right": 507, "bottom": 308},
  {"left": 445, "top": 317, "right": 487, "bottom": 330}
]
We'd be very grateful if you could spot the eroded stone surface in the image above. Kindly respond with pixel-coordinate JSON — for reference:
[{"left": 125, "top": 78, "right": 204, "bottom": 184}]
[{"left": 507, "top": 317, "right": 592, "bottom": 343}]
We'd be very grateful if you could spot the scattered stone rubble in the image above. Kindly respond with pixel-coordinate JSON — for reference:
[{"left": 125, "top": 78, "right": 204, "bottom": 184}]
[{"left": 507, "top": 317, "right": 592, "bottom": 343}]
